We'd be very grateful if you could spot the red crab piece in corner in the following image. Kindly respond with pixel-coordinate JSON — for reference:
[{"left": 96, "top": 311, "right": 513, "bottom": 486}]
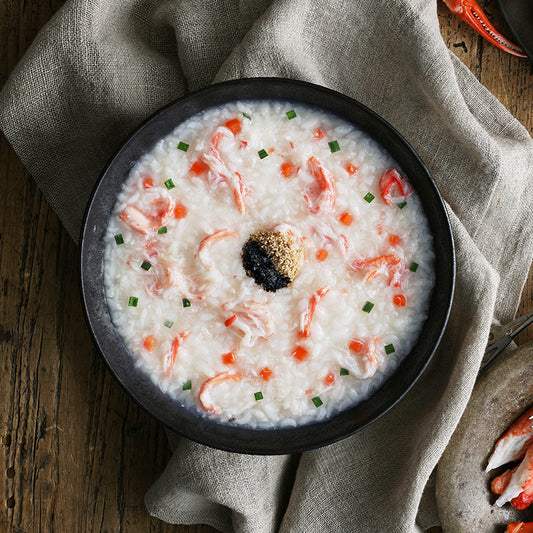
[{"left": 442, "top": 0, "right": 526, "bottom": 58}]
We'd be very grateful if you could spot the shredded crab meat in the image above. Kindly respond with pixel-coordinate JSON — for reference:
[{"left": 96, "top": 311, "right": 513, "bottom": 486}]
[
  {"left": 198, "top": 229, "right": 239, "bottom": 270},
  {"left": 222, "top": 300, "right": 275, "bottom": 347},
  {"left": 119, "top": 196, "right": 174, "bottom": 235},
  {"left": 201, "top": 126, "right": 249, "bottom": 213},
  {"left": 350, "top": 338, "right": 381, "bottom": 379},
  {"left": 379, "top": 169, "right": 412, "bottom": 206},
  {"left": 298, "top": 286, "right": 330, "bottom": 338},
  {"left": 492, "top": 466, "right": 519, "bottom": 495},
  {"left": 303, "top": 156, "right": 336, "bottom": 214},
  {"left": 199, "top": 372, "right": 242, "bottom": 414},
  {"left": 351, "top": 253, "right": 406, "bottom": 287},
  {"left": 146, "top": 259, "right": 186, "bottom": 295},
  {"left": 164, "top": 330, "right": 191, "bottom": 377},
  {"left": 312, "top": 220, "right": 352, "bottom": 258}
]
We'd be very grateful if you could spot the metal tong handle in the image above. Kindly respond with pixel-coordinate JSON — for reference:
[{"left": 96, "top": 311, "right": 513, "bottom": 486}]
[
  {"left": 488, "top": 309, "right": 533, "bottom": 344},
  {"left": 480, "top": 310, "right": 533, "bottom": 374}
]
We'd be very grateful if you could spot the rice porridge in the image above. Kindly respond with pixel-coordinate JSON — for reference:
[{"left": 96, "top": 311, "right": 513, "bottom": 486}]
[{"left": 104, "top": 100, "right": 435, "bottom": 428}]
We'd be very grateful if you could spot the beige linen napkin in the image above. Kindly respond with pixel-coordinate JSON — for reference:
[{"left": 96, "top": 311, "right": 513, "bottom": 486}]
[{"left": 1, "top": 0, "right": 532, "bottom": 531}]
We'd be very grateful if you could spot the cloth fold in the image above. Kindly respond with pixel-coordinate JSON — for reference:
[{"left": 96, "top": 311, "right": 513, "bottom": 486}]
[{"left": 2, "top": 0, "right": 532, "bottom": 531}]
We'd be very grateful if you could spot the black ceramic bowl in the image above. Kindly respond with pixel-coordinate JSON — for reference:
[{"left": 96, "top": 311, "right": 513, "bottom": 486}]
[
  {"left": 497, "top": 0, "right": 533, "bottom": 62},
  {"left": 80, "top": 78, "right": 454, "bottom": 454}
]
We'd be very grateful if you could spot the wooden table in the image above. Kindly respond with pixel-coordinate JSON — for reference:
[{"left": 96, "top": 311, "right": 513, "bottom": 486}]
[{"left": 1, "top": 1, "right": 531, "bottom": 531}]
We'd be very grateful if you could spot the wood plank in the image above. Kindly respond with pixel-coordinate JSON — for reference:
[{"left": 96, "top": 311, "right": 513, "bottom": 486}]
[{"left": 0, "top": 0, "right": 218, "bottom": 531}]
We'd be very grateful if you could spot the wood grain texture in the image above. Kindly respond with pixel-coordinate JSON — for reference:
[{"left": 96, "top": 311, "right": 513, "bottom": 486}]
[
  {"left": 0, "top": 1, "right": 531, "bottom": 532},
  {"left": 0, "top": 2, "right": 219, "bottom": 533}
]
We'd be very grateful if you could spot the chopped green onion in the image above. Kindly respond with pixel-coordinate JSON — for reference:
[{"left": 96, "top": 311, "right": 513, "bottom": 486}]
[
  {"left": 328, "top": 140, "right": 340, "bottom": 153},
  {"left": 164, "top": 179, "right": 175, "bottom": 190},
  {"left": 258, "top": 149, "right": 269, "bottom": 159},
  {"left": 140, "top": 260, "right": 151, "bottom": 271},
  {"left": 410, "top": 262, "right": 419, "bottom": 272},
  {"left": 164, "top": 320, "right": 174, "bottom": 328},
  {"left": 286, "top": 109, "right": 297, "bottom": 120},
  {"left": 243, "top": 112, "right": 252, "bottom": 120},
  {"left": 158, "top": 226, "right": 167, "bottom": 234},
  {"left": 128, "top": 296, "right": 138, "bottom": 307},
  {"left": 182, "top": 298, "right": 191, "bottom": 308},
  {"left": 114, "top": 234, "right": 124, "bottom": 245},
  {"left": 385, "top": 343, "right": 395, "bottom": 354},
  {"left": 312, "top": 396, "right": 323, "bottom": 408},
  {"left": 397, "top": 201, "right": 407, "bottom": 209},
  {"left": 254, "top": 391, "right": 263, "bottom": 401},
  {"left": 362, "top": 301, "right": 374, "bottom": 313},
  {"left": 363, "top": 192, "right": 375, "bottom": 203},
  {"left": 182, "top": 380, "right": 192, "bottom": 391},
  {"left": 340, "top": 368, "right": 350, "bottom": 376},
  {"left": 177, "top": 141, "right": 189, "bottom": 152}
]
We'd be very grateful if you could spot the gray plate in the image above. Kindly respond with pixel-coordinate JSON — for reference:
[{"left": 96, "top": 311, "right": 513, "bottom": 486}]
[{"left": 436, "top": 341, "right": 533, "bottom": 532}]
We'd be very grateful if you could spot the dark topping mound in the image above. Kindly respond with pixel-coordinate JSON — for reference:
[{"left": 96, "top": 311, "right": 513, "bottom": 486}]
[
  {"left": 242, "top": 240, "right": 292, "bottom": 292},
  {"left": 242, "top": 229, "right": 303, "bottom": 292}
]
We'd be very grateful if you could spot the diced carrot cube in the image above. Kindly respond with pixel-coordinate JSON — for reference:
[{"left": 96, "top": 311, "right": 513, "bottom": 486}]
[
  {"left": 292, "top": 345, "right": 308, "bottom": 362},
  {"left": 280, "top": 162, "right": 295, "bottom": 178},
  {"left": 339, "top": 212, "right": 353, "bottom": 226},
  {"left": 316, "top": 248, "right": 328, "bottom": 261},
  {"left": 174, "top": 203, "right": 188, "bottom": 219},
  {"left": 389, "top": 234, "right": 401, "bottom": 246},
  {"left": 324, "top": 372, "right": 335, "bottom": 385},
  {"left": 393, "top": 294, "right": 406, "bottom": 307},
  {"left": 345, "top": 163, "right": 358, "bottom": 175},
  {"left": 268, "top": 147, "right": 275, "bottom": 153},
  {"left": 313, "top": 128, "right": 324, "bottom": 140},
  {"left": 225, "top": 118, "right": 242, "bottom": 135},
  {"left": 143, "top": 335, "right": 157, "bottom": 352},
  {"left": 143, "top": 177, "right": 154, "bottom": 189},
  {"left": 222, "top": 352, "right": 236, "bottom": 365},
  {"left": 189, "top": 159, "right": 208, "bottom": 176},
  {"left": 260, "top": 367, "right": 273, "bottom": 381},
  {"left": 224, "top": 315, "right": 237, "bottom": 327},
  {"left": 349, "top": 339, "right": 365, "bottom": 353}
]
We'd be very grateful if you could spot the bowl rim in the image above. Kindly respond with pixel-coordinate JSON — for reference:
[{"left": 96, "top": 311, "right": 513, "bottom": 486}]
[{"left": 79, "top": 77, "right": 455, "bottom": 455}]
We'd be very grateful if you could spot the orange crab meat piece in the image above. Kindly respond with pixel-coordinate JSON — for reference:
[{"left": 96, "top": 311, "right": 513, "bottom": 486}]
[{"left": 199, "top": 372, "right": 242, "bottom": 414}]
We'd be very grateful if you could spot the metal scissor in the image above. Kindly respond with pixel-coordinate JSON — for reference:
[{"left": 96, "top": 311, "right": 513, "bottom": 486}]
[{"left": 481, "top": 309, "right": 533, "bottom": 373}]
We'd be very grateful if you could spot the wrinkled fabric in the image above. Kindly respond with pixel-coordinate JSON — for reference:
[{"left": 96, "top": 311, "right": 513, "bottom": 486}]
[{"left": 1, "top": 0, "right": 532, "bottom": 531}]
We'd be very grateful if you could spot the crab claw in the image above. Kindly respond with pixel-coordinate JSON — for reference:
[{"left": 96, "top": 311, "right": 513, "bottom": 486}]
[{"left": 442, "top": 0, "right": 526, "bottom": 58}]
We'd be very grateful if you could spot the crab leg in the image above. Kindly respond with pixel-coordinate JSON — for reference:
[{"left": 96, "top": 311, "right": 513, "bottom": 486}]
[
  {"left": 442, "top": 0, "right": 526, "bottom": 58},
  {"left": 496, "top": 442, "right": 533, "bottom": 508},
  {"left": 486, "top": 406, "right": 533, "bottom": 472},
  {"left": 491, "top": 465, "right": 519, "bottom": 495},
  {"left": 506, "top": 523, "right": 533, "bottom": 533}
]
